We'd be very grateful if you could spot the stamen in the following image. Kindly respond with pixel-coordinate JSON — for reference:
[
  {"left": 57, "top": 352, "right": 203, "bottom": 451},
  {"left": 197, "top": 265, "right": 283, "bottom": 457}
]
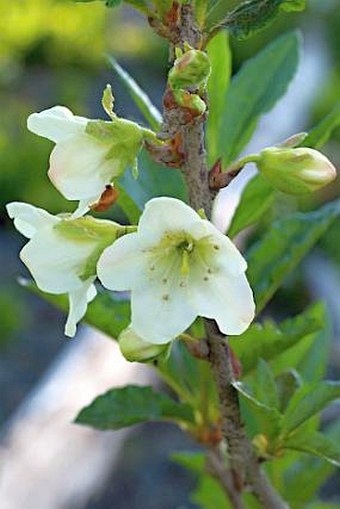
[{"left": 180, "top": 250, "right": 190, "bottom": 275}]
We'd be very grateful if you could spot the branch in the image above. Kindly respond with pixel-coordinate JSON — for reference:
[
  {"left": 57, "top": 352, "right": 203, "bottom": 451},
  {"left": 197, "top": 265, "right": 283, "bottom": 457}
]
[
  {"left": 205, "top": 321, "right": 289, "bottom": 509},
  {"left": 150, "top": 2, "right": 289, "bottom": 507}
]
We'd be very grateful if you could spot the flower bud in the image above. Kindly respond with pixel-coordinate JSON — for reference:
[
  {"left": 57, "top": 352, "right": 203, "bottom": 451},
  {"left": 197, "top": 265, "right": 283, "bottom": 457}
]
[
  {"left": 119, "top": 327, "right": 168, "bottom": 363},
  {"left": 172, "top": 89, "right": 206, "bottom": 115},
  {"left": 169, "top": 49, "right": 211, "bottom": 90},
  {"left": 256, "top": 147, "right": 337, "bottom": 195}
]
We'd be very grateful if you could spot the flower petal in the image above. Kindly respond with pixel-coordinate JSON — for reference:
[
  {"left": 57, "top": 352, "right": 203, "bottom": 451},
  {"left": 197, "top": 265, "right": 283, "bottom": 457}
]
[
  {"left": 131, "top": 278, "right": 197, "bottom": 344},
  {"left": 97, "top": 233, "right": 147, "bottom": 291},
  {"left": 188, "top": 267, "right": 255, "bottom": 335},
  {"left": 138, "top": 197, "right": 200, "bottom": 244},
  {"left": 20, "top": 226, "right": 96, "bottom": 294},
  {"left": 6, "top": 202, "right": 58, "bottom": 238},
  {"left": 192, "top": 220, "right": 248, "bottom": 276},
  {"left": 27, "top": 106, "right": 87, "bottom": 143},
  {"left": 48, "top": 134, "right": 117, "bottom": 200},
  {"left": 130, "top": 250, "right": 197, "bottom": 344},
  {"left": 65, "top": 279, "right": 97, "bottom": 337}
]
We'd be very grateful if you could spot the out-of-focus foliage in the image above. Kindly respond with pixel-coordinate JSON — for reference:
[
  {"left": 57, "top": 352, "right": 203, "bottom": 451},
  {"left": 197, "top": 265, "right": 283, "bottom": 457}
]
[
  {"left": 0, "top": 0, "right": 167, "bottom": 217},
  {"left": 0, "top": 0, "right": 107, "bottom": 68}
]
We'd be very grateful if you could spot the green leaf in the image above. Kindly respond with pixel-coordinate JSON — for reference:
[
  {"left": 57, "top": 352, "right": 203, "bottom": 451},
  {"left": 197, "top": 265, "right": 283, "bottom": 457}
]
[
  {"left": 281, "top": 0, "right": 306, "bottom": 13},
  {"left": 20, "top": 278, "right": 130, "bottom": 340},
  {"left": 107, "top": 55, "right": 162, "bottom": 131},
  {"left": 76, "top": 385, "right": 195, "bottom": 430},
  {"left": 302, "top": 101, "right": 340, "bottom": 149},
  {"left": 275, "top": 370, "right": 302, "bottom": 413},
  {"left": 172, "top": 452, "right": 231, "bottom": 509},
  {"left": 270, "top": 310, "right": 331, "bottom": 382},
  {"left": 227, "top": 174, "right": 275, "bottom": 238},
  {"left": 284, "top": 430, "right": 340, "bottom": 467},
  {"left": 296, "top": 310, "right": 332, "bottom": 384},
  {"left": 157, "top": 340, "right": 218, "bottom": 420},
  {"left": 192, "top": 476, "right": 231, "bottom": 509},
  {"left": 125, "top": 0, "right": 150, "bottom": 13},
  {"left": 253, "top": 359, "right": 279, "bottom": 409},
  {"left": 119, "top": 149, "right": 187, "bottom": 209},
  {"left": 218, "top": 32, "right": 300, "bottom": 165},
  {"left": 195, "top": 0, "right": 209, "bottom": 26},
  {"left": 247, "top": 199, "right": 340, "bottom": 312},
  {"left": 217, "top": 0, "right": 304, "bottom": 40},
  {"left": 115, "top": 182, "right": 142, "bottom": 223},
  {"left": 233, "top": 381, "right": 282, "bottom": 438},
  {"left": 207, "top": 31, "right": 232, "bottom": 164},
  {"left": 230, "top": 303, "right": 325, "bottom": 375},
  {"left": 281, "top": 381, "right": 340, "bottom": 435}
]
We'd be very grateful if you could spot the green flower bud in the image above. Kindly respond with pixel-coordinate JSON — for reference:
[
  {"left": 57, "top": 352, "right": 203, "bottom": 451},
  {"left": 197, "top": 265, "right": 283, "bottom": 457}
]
[
  {"left": 169, "top": 49, "right": 211, "bottom": 90},
  {"left": 256, "top": 147, "right": 337, "bottom": 195},
  {"left": 119, "top": 327, "right": 168, "bottom": 363},
  {"left": 172, "top": 89, "right": 207, "bottom": 115}
]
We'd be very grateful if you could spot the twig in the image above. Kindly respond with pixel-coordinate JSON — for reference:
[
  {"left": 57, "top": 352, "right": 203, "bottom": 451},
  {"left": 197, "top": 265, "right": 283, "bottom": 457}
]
[
  {"left": 206, "top": 448, "right": 245, "bottom": 509},
  {"left": 205, "top": 321, "right": 289, "bottom": 509}
]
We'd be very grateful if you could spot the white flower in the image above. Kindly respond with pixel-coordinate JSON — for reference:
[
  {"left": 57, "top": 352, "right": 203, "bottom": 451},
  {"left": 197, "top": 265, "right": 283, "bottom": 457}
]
[
  {"left": 97, "top": 197, "right": 255, "bottom": 344},
  {"left": 6, "top": 202, "right": 120, "bottom": 337},
  {"left": 27, "top": 106, "right": 146, "bottom": 216}
]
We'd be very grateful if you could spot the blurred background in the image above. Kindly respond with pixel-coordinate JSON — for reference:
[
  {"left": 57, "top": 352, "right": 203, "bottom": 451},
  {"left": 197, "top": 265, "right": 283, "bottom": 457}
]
[{"left": 0, "top": 0, "right": 339, "bottom": 508}]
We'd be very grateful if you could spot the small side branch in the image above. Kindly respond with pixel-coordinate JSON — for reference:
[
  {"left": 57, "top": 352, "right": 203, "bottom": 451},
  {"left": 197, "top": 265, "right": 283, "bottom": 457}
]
[{"left": 205, "top": 321, "right": 289, "bottom": 509}]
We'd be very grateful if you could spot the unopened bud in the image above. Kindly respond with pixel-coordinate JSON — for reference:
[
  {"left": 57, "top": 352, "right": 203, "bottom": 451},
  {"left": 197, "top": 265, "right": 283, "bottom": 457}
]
[
  {"left": 169, "top": 49, "right": 211, "bottom": 90},
  {"left": 252, "top": 434, "right": 270, "bottom": 458},
  {"left": 173, "top": 89, "right": 206, "bottom": 115},
  {"left": 119, "top": 327, "right": 168, "bottom": 363},
  {"left": 256, "top": 147, "right": 337, "bottom": 195}
]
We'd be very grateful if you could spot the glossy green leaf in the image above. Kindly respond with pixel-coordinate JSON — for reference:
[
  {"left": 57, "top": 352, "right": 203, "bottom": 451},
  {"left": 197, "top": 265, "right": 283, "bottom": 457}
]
[
  {"left": 230, "top": 303, "right": 325, "bottom": 374},
  {"left": 217, "top": 0, "right": 303, "bottom": 40},
  {"left": 76, "top": 385, "right": 195, "bottom": 430},
  {"left": 20, "top": 278, "right": 130, "bottom": 340},
  {"left": 302, "top": 101, "right": 340, "bottom": 149},
  {"left": 247, "top": 199, "right": 340, "bottom": 312},
  {"left": 207, "top": 31, "right": 231, "bottom": 164},
  {"left": 227, "top": 174, "right": 275, "bottom": 238},
  {"left": 233, "top": 381, "right": 282, "bottom": 438},
  {"left": 218, "top": 32, "right": 300, "bottom": 165},
  {"left": 281, "top": 381, "right": 340, "bottom": 435},
  {"left": 284, "top": 431, "right": 340, "bottom": 467},
  {"left": 107, "top": 55, "right": 162, "bottom": 131}
]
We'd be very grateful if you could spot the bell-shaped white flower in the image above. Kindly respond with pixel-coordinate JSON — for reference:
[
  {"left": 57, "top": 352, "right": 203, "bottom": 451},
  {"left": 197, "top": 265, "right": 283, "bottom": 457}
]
[
  {"left": 97, "top": 197, "right": 255, "bottom": 344},
  {"left": 6, "top": 202, "right": 121, "bottom": 337},
  {"left": 27, "top": 104, "right": 147, "bottom": 216}
]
